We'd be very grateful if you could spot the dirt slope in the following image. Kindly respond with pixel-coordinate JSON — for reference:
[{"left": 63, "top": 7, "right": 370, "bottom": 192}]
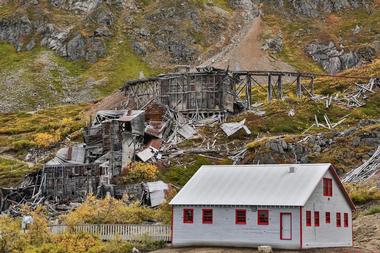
[{"left": 200, "top": 17, "right": 294, "bottom": 72}]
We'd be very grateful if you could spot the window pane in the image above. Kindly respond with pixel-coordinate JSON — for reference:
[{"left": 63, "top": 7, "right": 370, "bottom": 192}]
[
  {"left": 314, "top": 211, "right": 320, "bottom": 227},
  {"left": 258, "top": 210, "right": 269, "bottom": 225},
  {"left": 236, "top": 209, "right": 246, "bottom": 224},
  {"left": 344, "top": 213, "right": 349, "bottom": 227},
  {"left": 336, "top": 213, "right": 341, "bottom": 227},
  {"left": 202, "top": 209, "right": 213, "bottom": 224},
  {"left": 306, "top": 211, "right": 311, "bottom": 226},
  {"left": 183, "top": 209, "right": 193, "bottom": 223},
  {"left": 325, "top": 212, "right": 331, "bottom": 224}
]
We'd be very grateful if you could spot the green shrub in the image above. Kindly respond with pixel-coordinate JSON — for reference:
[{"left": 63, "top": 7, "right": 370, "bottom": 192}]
[
  {"left": 347, "top": 185, "right": 380, "bottom": 205},
  {"left": 365, "top": 205, "right": 380, "bottom": 216}
]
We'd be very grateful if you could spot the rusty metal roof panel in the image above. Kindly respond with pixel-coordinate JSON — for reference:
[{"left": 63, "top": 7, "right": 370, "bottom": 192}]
[{"left": 170, "top": 164, "right": 332, "bottom": 206}]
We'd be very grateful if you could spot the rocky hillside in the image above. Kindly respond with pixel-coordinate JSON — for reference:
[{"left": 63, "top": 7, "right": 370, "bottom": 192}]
[{"left": 0, "top": 0, "right": 379, "bottom": 112}]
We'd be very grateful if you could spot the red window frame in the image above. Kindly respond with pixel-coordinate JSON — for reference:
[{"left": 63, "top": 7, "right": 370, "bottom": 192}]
[
  {"left": 344, "top": 213, "right": 349, "bottom": 227},
  {"left": 202, "top": 209, "right": 213, "bottom": 224},
  {"left": 336, "top": 212, "right": 341, "bottom": 227},
  {"left": 183, "top": 208, "right": 193, "bottom": 224},
  {"left": 258, "top": 210, "right": 269, "bottom": 225},
  {"left": 306, "top": 211, "right": 311, "bottom": 227},
  {"left": 325, "top": 212, "right": 331, "bottom": 224},
  {"left": 314, "top": 211, "right": 320, "bottom": 227},
  {"left": 323, "top": 178, "right": 333, "bottom": 197},
  {"left": 235, "top": 209, "right": 246, "bottom": 225}
]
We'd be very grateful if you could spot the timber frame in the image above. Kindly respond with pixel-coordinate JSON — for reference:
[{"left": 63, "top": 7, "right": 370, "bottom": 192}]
[{"left": 122, "top": 68, "right": 316, "bottom": 114}]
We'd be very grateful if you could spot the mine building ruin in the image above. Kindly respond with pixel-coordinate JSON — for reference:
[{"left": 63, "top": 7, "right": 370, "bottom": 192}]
[
  {"left": 122, "top": 67, "right": 316, "bottom": 115},
  {"left": 0, "top": 67, "right": 321, "bottom": 212}
]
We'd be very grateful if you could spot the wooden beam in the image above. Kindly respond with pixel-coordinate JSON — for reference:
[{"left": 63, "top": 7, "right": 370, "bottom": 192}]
[
  {"left": 268, "top": 74, "right": 273, "bottom": 102},
  {"left": 277, "top": 75, "right": 283, "bottom": 99},
  {"left": 296, "top": 75, "right": 302, "bottom": 98}
]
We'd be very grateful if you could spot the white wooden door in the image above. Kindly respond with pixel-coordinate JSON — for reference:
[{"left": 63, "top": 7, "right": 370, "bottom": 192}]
[{"left": 280, "top": 213, "right": 292, "bottom": 240}]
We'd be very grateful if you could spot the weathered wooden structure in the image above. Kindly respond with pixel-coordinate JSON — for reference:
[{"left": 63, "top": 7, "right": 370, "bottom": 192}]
[
  {"left": 122, "top": 68, "right": 316, "bottom": 114},
  {"left": 43, "top": 164, "right": 102, "bottom": 201}
]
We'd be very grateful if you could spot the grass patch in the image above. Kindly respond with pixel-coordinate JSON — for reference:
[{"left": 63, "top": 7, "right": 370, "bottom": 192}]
[
  {"left": 365, "top": 205, "right": 380, "bottom": 216},
  {"left": 161, "top": 155, "right": 230, "bottom": 186},
  {"left": 0, "top": 43, "right": 42, "bottom": 71},
  {"left": 0, "top": 156, "right": 35, "bottom": 187},
  {"left": 347, "top": 184, "right": 380, "bottom": 205}
]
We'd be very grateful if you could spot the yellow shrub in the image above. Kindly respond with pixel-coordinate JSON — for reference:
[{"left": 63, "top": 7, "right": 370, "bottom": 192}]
[
  {"left": 120, "top": 162, "right": 159, "bottom": 184},
  {"left": 61, "top": 117, "right": 74, "bottom": 126},
  {"left": 61, "top": 195, "right": 161, "bottom": 226},
  {"left": 346, "top": 184, "right": 380, "bottom": 205},
  {"left": 33, "top": 132, "right": 59, "bottom": 148},
  {"left": 0, "top": 216, "right": 26, "bottom": 252}
]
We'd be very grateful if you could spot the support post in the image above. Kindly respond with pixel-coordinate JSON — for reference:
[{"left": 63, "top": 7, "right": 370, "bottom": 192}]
[
  {"left": 310, "top": 77, "right": 314, "bottom": 97},
  {"left": 246, "top": 75, "right": 252, "bottom": 109},
  {"left": 296, "top": 75, "right": 302, "bottom": 98},
  {"left": 268, "top": 74, "right": 273, "bottom": 102},
  {"left": 277, "top": 75, "right": 283, "bottom": 99}
]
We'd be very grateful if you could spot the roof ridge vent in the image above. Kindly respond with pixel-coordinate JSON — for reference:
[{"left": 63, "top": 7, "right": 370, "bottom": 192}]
[{"left": 289, "top": 166, "right": 296, "bottom": 173}]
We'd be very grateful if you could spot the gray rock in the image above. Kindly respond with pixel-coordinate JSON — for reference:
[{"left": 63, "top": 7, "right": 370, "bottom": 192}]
[
  {"left": 262, "top": 35, "right": 283, "bottom": 54},
  {"left": 85, "top": 37, "right": 106, "bottom": 63},
  {"left": 0, "top": 14, "right": 33, "bottom": 50},
  {"left": 305, "top": 41, "right": 369, "bottom": 74},
  {"left": 95, "top": 7, "right": 114, "bottom": 26},
  {"left": 67, "top": 34, "right": 86, "bottom": 60},
  {"left": 340, "top": 51, "right": 359, "bottom": 69},
  {"left": 133, "top": 42, "right": 146, "bottom": 56},
  {"left": 356, "top": 46, "right": 376, "bottom": 63},
  {"left": 26, "top": 39, "right": 36, "bottom": 51},
  {"left": 94, "top": 27, "right": 113, "bottom": 37}
]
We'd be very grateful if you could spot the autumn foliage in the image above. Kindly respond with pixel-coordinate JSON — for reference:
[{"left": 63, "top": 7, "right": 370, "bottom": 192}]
[{"left": 118, "top": 162, "right": 159, "bottom": 184}]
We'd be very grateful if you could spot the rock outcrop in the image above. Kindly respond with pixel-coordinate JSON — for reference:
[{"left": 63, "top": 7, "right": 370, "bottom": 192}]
[
  {"left": 305, "top": 41, "right": 376, "bottom": 74},
  {"left": 260, "top": 0, "right": 373, "bottom": 17}
]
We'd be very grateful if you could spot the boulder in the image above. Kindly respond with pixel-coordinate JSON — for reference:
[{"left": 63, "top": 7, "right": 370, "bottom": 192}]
[{"left": 67, "top": 33, "right": 86, "bottom": 60}]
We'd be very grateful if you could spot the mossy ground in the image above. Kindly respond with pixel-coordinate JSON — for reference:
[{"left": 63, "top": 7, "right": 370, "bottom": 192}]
[
  {"left": 262, "top": 5, "right": 380, "bottom": 72},
  {"left": 0, "top": 104, "right": 90, "bottom": 186}
]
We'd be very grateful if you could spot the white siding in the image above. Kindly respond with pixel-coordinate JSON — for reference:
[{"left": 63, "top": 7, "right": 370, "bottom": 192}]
[
  {"left": 172, "top": 206, "right": 301, "bottom": 249},
  {"left": 302, "top": 170, "right": 352, "bottom": 248}
]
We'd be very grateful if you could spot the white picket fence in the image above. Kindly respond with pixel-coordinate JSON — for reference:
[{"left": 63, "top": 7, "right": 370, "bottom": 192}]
[{"left": 49, "top": 224, "right": 171, "bottom": 242}]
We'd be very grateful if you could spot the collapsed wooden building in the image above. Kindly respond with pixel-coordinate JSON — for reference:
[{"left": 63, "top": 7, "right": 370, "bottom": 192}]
[{"left": 122, "top": 67, "right": 316, "bottom": 115}]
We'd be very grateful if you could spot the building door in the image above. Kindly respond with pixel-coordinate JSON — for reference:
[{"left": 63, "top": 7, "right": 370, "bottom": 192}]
[{"left": 280, "top": 213, "right": 292, "bottom": 240}]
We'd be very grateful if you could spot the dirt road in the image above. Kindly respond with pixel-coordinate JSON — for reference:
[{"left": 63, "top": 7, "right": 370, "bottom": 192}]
[{"left": 151, "top": 247, "right": 373, "bottom": 253}]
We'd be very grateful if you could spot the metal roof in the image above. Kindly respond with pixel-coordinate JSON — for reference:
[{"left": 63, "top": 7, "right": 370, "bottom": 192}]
[{"left": 170, "top": 164, "right": 332, "bottom": 206}]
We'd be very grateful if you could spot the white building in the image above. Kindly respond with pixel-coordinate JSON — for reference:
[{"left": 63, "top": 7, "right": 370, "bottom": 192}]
[{"left": 169, "top": 164, "right": 355, "bottom": 249}]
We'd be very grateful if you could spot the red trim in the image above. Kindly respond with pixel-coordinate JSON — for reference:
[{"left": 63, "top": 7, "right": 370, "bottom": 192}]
[
  {"left": 300, "top": 207, "right": 303, "bottom": 249},
  {"left": 323, "top": 178, "right": 333, "bottom": 196},
  {"left": 306, "top": 211, "right": 311, "bottom": 227},
  {"left": 344, "top": 213, "right": 349, "bottom": 227},
  {"left": 170, "top": 207, "right": 173, "bottom": 242},
  {"left": 235, "top": 209, "right": 247, "bottom": 225},
  {"left": 202, "top": 209, "right": 213, "bottom": 224},
  {"left": 336, "top": 212, "right": 341, "bottom": 227},
  {"left": 325, "top": 212, "right": 331, "bottom": 224},
  {"left": 328, "top": 165, "right": 356, "bottom": 210},
  {"left": 258, "top": 210, "right": 269, "bottom": 225},
  {"left": 183, "top": 208, "right": 193, "bottom": 224},
  {"left": 280, "top": 212, "right": 292, "bottom": 240},
  {"left": 314, "top": 211, "right": 320, "bottom": 227}
]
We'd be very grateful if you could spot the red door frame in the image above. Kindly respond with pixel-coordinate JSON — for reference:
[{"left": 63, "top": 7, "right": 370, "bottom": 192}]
[{"left": 280, "top": 212, "right": 292, "bottom": 240}]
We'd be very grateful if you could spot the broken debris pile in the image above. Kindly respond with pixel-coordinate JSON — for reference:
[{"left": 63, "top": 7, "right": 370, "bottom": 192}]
[{"left": 343, "top": 146, "right": 380, "bottom": 183}]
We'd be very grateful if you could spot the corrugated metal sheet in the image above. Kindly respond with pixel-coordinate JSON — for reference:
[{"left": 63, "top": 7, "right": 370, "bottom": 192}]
[
  {"left": 170, "top": 164, "right": 332, "bottom": 206},
  {"left": 147, "top": 181, "right": 169, "bottom": 207}
]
